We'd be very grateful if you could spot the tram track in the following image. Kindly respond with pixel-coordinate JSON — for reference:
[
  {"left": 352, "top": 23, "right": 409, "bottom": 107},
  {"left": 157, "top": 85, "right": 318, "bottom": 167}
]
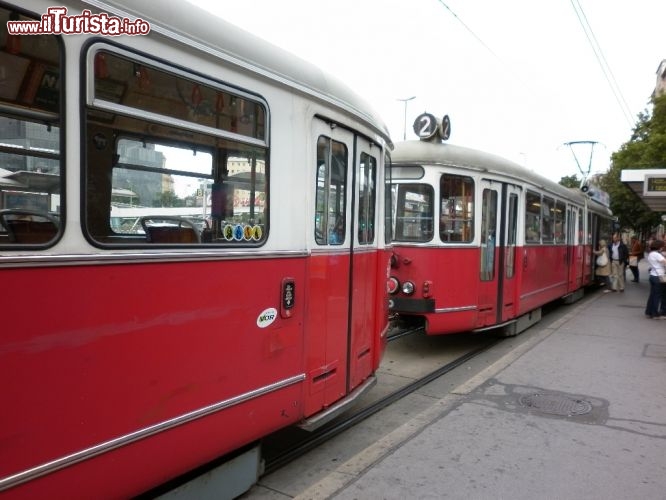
[
  {"left": 262, "top": 333, "right": 501, "bottom": 476},
  {"left": 385, "top": 324, "right": 425, "bottom": 341}
]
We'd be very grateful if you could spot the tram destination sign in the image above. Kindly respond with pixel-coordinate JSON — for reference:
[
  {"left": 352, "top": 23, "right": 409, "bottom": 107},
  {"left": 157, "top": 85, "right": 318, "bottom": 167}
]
[{"left": 643, "top": 175, "right": 666, "bottom": 196}]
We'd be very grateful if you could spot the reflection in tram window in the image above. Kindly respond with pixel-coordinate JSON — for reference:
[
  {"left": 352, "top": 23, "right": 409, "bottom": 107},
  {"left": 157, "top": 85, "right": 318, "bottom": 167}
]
[
  {"left": 439, "top": 174, "right": 474, "bottom": 243},
  {"left": 315, "top": 136, "right": 348, "bottom": 245},
  {"left": 0, "top": 9, "right": 61, "bottom": 246}
]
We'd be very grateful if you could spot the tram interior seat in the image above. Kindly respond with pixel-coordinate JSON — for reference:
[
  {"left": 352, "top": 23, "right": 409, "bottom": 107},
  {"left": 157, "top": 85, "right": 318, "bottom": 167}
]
[
  {"left": 0, "top": 209, "right": 59, "bottom": 244},
  {"left": 140, "top": 216, "right": 201, "bottom": 243}
]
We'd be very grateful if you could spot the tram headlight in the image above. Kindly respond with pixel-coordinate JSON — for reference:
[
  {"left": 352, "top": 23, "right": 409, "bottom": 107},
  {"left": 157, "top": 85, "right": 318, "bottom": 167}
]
[
  {"left": 401, "top": 281, "right": 415, "bottom": 296},
  {"left": 388, "top": 277, "right": 400, "bottom": 294}
]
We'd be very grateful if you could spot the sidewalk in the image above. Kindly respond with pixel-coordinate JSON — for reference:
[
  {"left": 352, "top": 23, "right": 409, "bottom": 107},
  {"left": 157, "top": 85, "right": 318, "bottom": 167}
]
[{"left": 297, "top": 263, "right": 666, "bottom": 499}]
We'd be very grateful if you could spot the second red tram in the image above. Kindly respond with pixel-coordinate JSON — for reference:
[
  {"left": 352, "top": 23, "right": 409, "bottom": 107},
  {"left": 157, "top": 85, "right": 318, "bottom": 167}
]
[{"left": 388, "top": 113, "right": 614, "bottom": 336}]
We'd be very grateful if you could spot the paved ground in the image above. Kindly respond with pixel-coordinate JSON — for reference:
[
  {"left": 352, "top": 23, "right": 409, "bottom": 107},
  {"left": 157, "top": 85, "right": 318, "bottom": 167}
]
[{"left": 291, "top": 263, "right": 666, "bottom": 499}]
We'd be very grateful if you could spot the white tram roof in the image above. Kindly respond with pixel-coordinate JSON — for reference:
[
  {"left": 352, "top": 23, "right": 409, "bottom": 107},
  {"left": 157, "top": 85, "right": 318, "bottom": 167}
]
[
  {"left": 391, "top": 140, "right": 611, "bottom": 214},
  {"left": 82, "top": 0, "right": 392, "bottom": 146}
]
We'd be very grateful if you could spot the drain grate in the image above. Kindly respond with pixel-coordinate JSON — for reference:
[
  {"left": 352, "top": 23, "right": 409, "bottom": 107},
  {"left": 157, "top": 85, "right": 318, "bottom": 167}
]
[{"left": 519, "top": 393, "right": 592, "bottom": 416}]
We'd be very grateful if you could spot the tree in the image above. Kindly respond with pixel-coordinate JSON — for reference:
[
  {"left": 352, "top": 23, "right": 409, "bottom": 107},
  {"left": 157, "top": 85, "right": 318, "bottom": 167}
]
[
  {"left": 559, "top": 174, "right": 581, "bottom": 189},
  {"left": 154, "top": 189, "right": 185, "bottom": 207},
  {"left": 599, "top": 94, "right": 666, "bottom": 233}
]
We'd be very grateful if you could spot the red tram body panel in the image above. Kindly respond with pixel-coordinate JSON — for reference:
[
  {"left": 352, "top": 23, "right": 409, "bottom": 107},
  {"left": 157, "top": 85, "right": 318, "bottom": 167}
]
[
  {"left": 388, "top": 115, "right": 613, "bottom": 336},
  {"left": 2, "top": 259, "right": 308, "bottom": 498},
  {"left": 0, "top": 1, "right": 392, "bottom": 497}
]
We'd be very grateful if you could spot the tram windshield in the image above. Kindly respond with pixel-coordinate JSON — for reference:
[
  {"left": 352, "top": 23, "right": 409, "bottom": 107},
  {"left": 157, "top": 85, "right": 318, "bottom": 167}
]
[
  {"left": 392, "top": 184, "right": 434, "bottom": 242},
  {"left": 391, "top": 173, "right": 474, "bottom": 244}
]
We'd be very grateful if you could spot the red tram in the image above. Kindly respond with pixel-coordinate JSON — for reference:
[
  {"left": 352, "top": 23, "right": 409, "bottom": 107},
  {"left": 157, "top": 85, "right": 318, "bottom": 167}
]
[
  {"left": 0, "top": 1, "right": 392, "bottom": 498},
  {"left": 388, "top": 113, "right": 614, "bottom": 336}
]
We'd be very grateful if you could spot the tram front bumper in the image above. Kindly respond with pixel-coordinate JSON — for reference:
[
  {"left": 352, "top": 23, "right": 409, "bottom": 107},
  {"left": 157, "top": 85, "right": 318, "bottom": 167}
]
[{"left": 388, "top": 297, "right": 435, "bottom": 313}]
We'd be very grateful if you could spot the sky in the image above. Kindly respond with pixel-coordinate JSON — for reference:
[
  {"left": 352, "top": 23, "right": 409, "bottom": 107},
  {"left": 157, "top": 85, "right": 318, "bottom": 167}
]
[{"left": 190, "top": 0, "right": 665, "bottom": 184}]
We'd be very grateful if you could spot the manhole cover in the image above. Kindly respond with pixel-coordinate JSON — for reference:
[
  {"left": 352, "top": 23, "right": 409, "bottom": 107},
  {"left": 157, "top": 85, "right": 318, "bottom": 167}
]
[{"left": 519, "top": 393, "right": 592, "bottom": 416}]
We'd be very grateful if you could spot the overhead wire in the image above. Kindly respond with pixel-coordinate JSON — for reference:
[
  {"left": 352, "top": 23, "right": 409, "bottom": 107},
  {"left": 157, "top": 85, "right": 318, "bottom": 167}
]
[
  {"left": 569, "top": 0, "right": 635, "bottom": 128},
  {"left": 434, "top": 0, "right": 500, "bottom": 61},
  {"left": 433, "top": 0, "right": 537, "bottom": 99},
  {"left": 436, "top": 0, "right": 635, "bottom": 129}
]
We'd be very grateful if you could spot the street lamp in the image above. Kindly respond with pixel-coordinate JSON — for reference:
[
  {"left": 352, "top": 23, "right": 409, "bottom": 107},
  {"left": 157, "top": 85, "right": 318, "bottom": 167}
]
[{"left": 397, "top": 96, "right": 416, "bottom": 140}]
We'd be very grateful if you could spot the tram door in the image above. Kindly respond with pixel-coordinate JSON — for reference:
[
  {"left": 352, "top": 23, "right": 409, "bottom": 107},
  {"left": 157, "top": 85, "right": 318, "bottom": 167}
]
[
  {"left": 500, "top": 184, "right": 521, "bottom": 322},
  {"left": 349, "top": 138, "right": 380, "bottom": 389},
  {"left": 567, "top": 206, "right": 584, "bottom": 290},
  {"left": 478, "top": 180, "right": 500, "bottom": 326},
  {"left": 478, "top": 180, "right": 520, "bottom": 326},
  {"left": 307, "top": 119, "right": 377, "bottom": 415}
]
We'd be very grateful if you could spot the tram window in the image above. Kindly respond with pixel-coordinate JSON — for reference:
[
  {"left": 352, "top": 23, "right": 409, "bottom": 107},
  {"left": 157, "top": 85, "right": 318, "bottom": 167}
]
[
  {"left": 480, "top": 189, "right": 497, "bottom": 281},
  {"left": 315, "top": 136, "right": 347, "bottom": 245},
  {"left": 358, "top": 152, "right": 376, "bottom": 244},
  {"left": 525, "top": 191, "right": 541, "bottom": 244},
  {"left": 506, "top": 193, "right": 518, "bottom": 279},
  {"left": 541, "top": 196, "right": 555, "bottom": 243},
  {"left": 554, "top": 200, "right": 566, "bottom": 244},
  {"left": 90, "top": 51, "right": 266, "bottom": 141},
  {"left": 390, "top": 165, "right": 424, "bottom": 180},
  {"left": 98, "top": 136, "right": 266, "bottom": 243},
  {"left": 598, "top": 216, "right": 613, "bottom": 242},
  {"left": 384, "top": 152, "right": 392, "bottom": 245},
  {"left": 439, "top": 174, "right": 474, "bottom": 243},
  {"left": 0, "top": 8, "right": 61, "bottom": 247},
  {"left": 85, "top": 48, "right": 268, "bottom": 246},
  {"left": 110, "top": 137, "right": 213, "bottom": 236},
  {"left": 393, "top": 184, "right": 434, "bottom": 242}
]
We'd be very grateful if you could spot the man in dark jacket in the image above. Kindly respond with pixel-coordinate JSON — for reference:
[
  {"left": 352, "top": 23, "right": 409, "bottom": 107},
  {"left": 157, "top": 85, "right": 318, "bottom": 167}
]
[{"left": 608, "top": 232, "right": 629, "bottom": 292}]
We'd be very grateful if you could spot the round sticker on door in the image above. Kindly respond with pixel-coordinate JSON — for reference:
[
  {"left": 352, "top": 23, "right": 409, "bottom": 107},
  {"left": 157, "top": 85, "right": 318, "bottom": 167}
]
[{"left": 257, "top": 307, "right": 278, "bottom": 328}]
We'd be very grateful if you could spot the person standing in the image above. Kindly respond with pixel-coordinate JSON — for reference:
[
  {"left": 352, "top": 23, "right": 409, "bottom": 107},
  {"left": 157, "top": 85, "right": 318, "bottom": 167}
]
[
  {"left": 628, "top": 236, "right": 643, "bottom": 282},
  {"left": 645, "top": 239, "right": 666, "bottom": 319},
  {"left": 609, "top": 232, "right": 629, "bottom": 292},
  {"left": 594, "top": 239, "right": 612, "bottom": 292}
]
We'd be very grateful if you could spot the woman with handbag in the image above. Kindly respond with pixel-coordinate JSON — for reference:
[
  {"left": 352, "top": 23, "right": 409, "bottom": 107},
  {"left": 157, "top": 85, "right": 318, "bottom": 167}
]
[
  {"left": 594, "top": 239, "right": 612, "bottom": 292},
  {"left": 645, "top": 239, "right": 666, "bottom": 319}
]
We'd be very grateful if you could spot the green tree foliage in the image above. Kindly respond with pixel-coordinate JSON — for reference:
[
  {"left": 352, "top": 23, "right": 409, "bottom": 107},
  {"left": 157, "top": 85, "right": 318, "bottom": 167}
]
[
  {"left": 559, "top": 174, "right": 580, "bottom": 188},
  {"left": 154, "top": 189, "right": 185, "bottom": 207},
  {"left": 599, "top": 94, "right": 666, "bottom": 233}
]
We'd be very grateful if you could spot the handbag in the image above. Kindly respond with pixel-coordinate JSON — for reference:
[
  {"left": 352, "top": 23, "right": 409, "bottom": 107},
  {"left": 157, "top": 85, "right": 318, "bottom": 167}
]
[
  {"left": 660, "top": 275, "right": 666, "bottom": 284},
  {"left": 596, "top": 252, "right": 608, "bottom": 267},
  {"left": 629, "top": 256, "right": 638, "bottom": 266}
]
